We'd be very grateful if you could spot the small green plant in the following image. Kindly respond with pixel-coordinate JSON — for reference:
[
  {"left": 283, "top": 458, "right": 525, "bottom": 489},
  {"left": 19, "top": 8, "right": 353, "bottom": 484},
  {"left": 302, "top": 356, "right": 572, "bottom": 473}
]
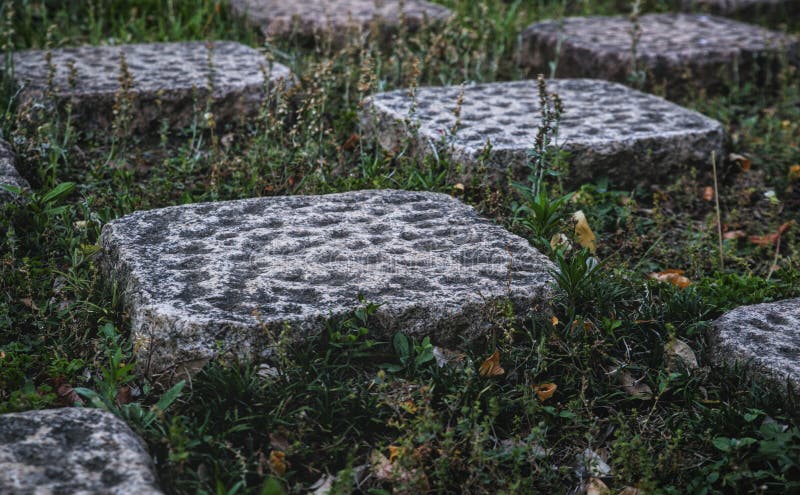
[{"left": 382, "top": 332, "right": 435, "bottom": 375}]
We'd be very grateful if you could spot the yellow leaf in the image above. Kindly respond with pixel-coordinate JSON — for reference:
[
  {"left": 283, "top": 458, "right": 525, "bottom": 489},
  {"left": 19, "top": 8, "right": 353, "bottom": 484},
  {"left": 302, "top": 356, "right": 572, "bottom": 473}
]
[
  {"left": 573, "top": 210, "right": 597, "bottom": 254},
  {"left": 729, "top": 152, "right": 752, "bottom": 171},
  {"left": 533, "top": 382, "right": 557, "bottom": 402},
  {"left": 388, "top": 445, "right": 402, "bottom": 462},
  {"left": 479, "top": 350, "right": 504, "bottom": 377},
  {"left": 551, "top": 315, "right": 559, "bottom": 327},
  {"left": 789, "top": 164, "right": 800, "bottom": 181},
  {"left": 648, "top": 269, "right": 692, "bottom": 289},
  {"left": 269, "top": 450, "right": 287, "bottom": 476}
]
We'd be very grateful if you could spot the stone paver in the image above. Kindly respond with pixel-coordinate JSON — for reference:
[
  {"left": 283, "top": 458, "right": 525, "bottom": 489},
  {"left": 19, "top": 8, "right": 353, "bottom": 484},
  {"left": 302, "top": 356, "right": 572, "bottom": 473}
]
[
  {"left": 682, "top": 0, "right": 798, "bottom": 17},
  {"left": 0, "top": 140, "right": 28, "bottom": 204},
  {"left": 101, "top": 189, "right": 554, "bottom": 381},
  {"left": 12, "top": 41, "right": 291, "bottom": 134},
  {"left": 229, "top": 0, "right": 451, "bottom": 40},
  {"left": 361, "top": 79, "right": 725, "bottom": 187},
  {"left": 0, "top": 408, "right": 163, "bottom": 494},
  {"left": 519, "top": 14, "right": 798, "bottom": 93},
  {"left": 712, "top": 298, "right": 800, "bottom": 396}
]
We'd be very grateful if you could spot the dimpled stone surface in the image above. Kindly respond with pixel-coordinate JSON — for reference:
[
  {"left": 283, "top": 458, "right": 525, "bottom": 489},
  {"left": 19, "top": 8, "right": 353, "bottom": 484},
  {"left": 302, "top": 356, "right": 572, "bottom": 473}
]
[
  {"left": 229, "top": 0, "right": 451, "bottom": 39},
  {"left": 0, "top": 140, "right": 28, "bottom": 204},
  {"left": 0, "top": 408, "right": 163, "bottom": 494},
  {"left": 682, "top": 0, "right": 798, "bottom": 17},
  {"left": 361, "top": 79, "right": 724, "bottom": 187},
  {"left": 102, "top": 189, "right": 554, "bottom": 380},
  {"left": 12, "top": 41, "right": 291, "bottom": 133},
  {"left": 711, "top": 298, "right": 800, "bottom": 394},
  {"left": 519, "top": 14, "right": 798, "bottom": 92}
]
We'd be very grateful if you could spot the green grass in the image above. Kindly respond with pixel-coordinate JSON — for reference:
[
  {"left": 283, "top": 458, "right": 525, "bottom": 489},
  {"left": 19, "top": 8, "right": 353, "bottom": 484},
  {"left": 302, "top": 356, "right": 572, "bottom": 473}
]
[{"left": 1, "top": 0, "right": 800, "bottom": 493}]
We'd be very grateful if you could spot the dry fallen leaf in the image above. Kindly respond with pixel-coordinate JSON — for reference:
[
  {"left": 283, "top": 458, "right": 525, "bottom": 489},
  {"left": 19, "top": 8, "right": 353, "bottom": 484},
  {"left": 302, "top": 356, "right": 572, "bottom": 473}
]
[
  {"left": 665, "top": 338, "right": 698, "bottom": 372},
  {"left": 550, "top": 232, "right": 571, "bottom": 252},
  {"left": 452, "top": 183, "right": 465, "bottom": 193},
  {"left": 20, "top": 298, "right": 39, "bottom": 311},
  {"left": 729, "top": 152, "right": 752, "bottom": 171},
  {"left": 619, "top": 371, "right": 653, "bottom": 399},
  {"left": 342, "top": 133, "right": 360, "bottom": 151},
  {"left": 551, "top": 315, "right": 560, "bottom": 327},
  {"left": 749, "top": 221, "right": 795, "bottom": 246},
  {"left": 269, "top": 450, "right": 287, "bottom": 476},
  {"left": 702, "top": 186, "right": 714, "bottom": 201},
  {"left": 269, "top": 431, "right": 290, "bottom": 451},
  {"left": 479, "top": 350, "right": 504, "bottom": 377},
  {"left": 648, "top": 269, "right": 692, "bottom": 289},
  {"left": 56, "top": 382, "right": 84, "bottom": 407},
  {"left": 723, "top": 230, "right": 747, "bottom": 240},
  {"left": 586, "top": 477, "right": 611, "bottom": 495},
  {"left": 533, "top": 383, "right": 557, "bottom": 402},
  {"left": 789, "top": 164, "right": 800, "bottom": 181},
  {"left": 115, "top": 385, "right": 133, "bottom": 406},
  {"left": 573, "top": 210, "right": 597, "bottom": 254}
]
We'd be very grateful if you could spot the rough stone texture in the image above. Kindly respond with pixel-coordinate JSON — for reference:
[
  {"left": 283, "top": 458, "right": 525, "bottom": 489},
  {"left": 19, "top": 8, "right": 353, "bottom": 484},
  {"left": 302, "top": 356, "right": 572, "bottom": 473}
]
[
  {"left": 229, "top": 0, "right": 451, "bottom": 41},
  {"left": 0, "top": 408, "right": 163, "bottom": 494},
  {"left": 0, "top": 139, "right": 29, "bottom": 204},
  {"left": 681, "top": 0, "right": 799, "bottom": 18},
  {"left": 361, "top": 79, "right": 725, "bottom": 187},
  {"left": 711, "top": 298, "right": 800, "bottom": 396},
  {"left": 101, "top": 190, "right": 554, "bottom": 381},
  {"left": 519, "top": 14, "right": 798, "bottom": 94},
  {"left": 12, "top": 41, "right": 291, "bottom": 135}
]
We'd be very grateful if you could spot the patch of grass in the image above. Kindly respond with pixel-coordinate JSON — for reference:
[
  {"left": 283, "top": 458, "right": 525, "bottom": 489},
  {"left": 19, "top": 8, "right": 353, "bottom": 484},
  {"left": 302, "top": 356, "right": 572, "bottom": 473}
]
[{"left": 1, "top": 0, "right": 799, "bottom": 494}]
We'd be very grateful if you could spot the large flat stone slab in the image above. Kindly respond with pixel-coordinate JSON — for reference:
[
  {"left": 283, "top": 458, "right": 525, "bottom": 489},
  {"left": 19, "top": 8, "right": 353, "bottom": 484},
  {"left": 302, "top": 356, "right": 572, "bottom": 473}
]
[
  {"left": 682, "top": 0, "right": 799, "bottom": 18},
  {"left": 0, "top": 140, "right": 28, "bottom": 204},
  {"left": 361, "top": 79, "right": 725, "bottom": 187},
  {"left": 229, "top": 0, "right": 451, "bottom": 40},
  {"left": 12, "top": 41, "right": 291, "bottom": 135},
  {"left": 519, "top": 14, "right": 798, "bottom": 93},
  {"left": 101, "top": 190, "right": 554, "bottom": 381},
  {"left": 711, "top": 298, "right": 800, "bottom": 397},
  {"left": 0, "top": 408, "right": 163, "bottom": 494}
]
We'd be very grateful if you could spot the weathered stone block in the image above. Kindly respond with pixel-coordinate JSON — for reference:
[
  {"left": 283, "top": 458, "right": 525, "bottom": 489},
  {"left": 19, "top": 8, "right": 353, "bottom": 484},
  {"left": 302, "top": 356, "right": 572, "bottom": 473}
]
[
  {"left": 12, "top": 41, "right": 291, "bottom": 135},
  {"left": 711, "top": 298, "right": 800, "bottom": 396},
  {"left": 0, "top": 140, "right": 28, "bottom": 204},
  {"left": 0, "top": 408, "right": 163, "bottom": 494},
  {"left": 229, "top": 0, "right": 451, "bottom": 41},
  {"left": 519, "top": 14, "right": 798, "bottom": 94},
  {"left": 361, "top": 79, "right": 725, "bottom": 187},
  {"left": 101, "top": 190, "right": 554, "bottom": 381},
  {"left": 682, "top": 0, "right": 799, "bottom": 18}
]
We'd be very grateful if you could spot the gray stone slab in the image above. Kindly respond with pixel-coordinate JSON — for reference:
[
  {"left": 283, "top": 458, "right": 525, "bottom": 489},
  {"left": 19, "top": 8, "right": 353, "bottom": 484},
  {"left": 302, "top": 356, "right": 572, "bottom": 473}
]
[
  {"left": 711, "top": 298, "right": 800, "bottom": 396},
  {"left": 229, "top": 0, "right": 451, "bottom": 40},
  {"left": 682, "top": 0, "right": 799, "bottom": 17},
  {"left": 0, "top": 408, "right": 163, "bottom": 494},
  {"left": 519, "top": 14, "right": 798, "bottom": 93},
  {"left": 0, "top": 139, "right": 28, "bottom": 204},
  {"left": 361, "top": 79, "right": 725, "bottom": 187},
  {"left": 12, "top": 41, "right": 291, "bottom": 135},
  {"left": 101, "top": 189, "right": 554, "bottom": 381}
]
